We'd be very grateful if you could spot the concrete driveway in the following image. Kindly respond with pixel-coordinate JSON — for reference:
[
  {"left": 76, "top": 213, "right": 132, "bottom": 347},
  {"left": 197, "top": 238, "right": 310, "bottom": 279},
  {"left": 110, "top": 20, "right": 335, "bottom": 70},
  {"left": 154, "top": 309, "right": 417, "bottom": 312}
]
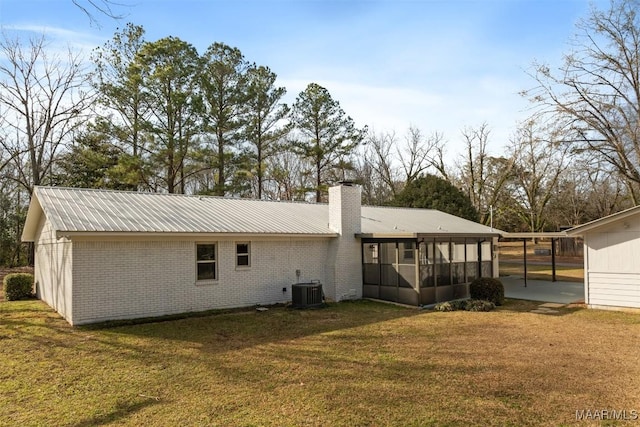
[{"left": 501, "top": 275, "right": 585, "bottom": 304}]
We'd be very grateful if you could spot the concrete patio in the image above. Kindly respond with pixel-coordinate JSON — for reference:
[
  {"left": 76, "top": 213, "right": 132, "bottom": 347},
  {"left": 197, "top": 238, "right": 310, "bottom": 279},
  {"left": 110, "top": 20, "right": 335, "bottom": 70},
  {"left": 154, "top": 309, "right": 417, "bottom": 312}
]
[{"left": 501, "top": 275, "right": 584, "bottom": 304}]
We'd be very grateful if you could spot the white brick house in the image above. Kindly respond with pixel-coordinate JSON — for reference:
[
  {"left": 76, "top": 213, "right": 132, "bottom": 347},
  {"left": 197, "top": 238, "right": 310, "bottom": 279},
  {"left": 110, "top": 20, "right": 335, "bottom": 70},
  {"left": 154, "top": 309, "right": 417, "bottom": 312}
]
[{"left": 22, "top": 183, "right": 500, "bottom": 325}]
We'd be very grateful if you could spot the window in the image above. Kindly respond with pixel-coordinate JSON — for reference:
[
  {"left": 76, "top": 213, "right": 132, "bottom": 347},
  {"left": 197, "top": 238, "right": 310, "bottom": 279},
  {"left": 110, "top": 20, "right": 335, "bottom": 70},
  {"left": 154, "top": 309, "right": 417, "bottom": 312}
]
[
  {"left": 466, "top": 241, "right": 479, "bottom": 281},
  {"left": 481, "top": 241, "right": 493, "bottom": 277},
  {"left": 363, "top": 243, "right": 379, "bottom": 264},
  {"left": 363, "top": 243, "right": 380, "bottom": 285},
  {"left": 380, "top": 242, "right": 396, "bottom": 264},
  {"left": 236, "top": 242, "right": 250, "bottom": 267},
  {"left": 451, "top": 240, "right": 466, "bottom": 284},
  {"left": 435, "top": 240, "right": 451, "bottom": 286},
  {"left": 419, "top": 240, "right": 435, "bottom": 287},
  {"left": 196, "top": 244, "right": 217, "bottom": 281},
  {"left": 435, "top": 241, "right": 450, "bottom": 264},
  {"left": 399, "top": 242, "right": 415, "bottom": 264}
]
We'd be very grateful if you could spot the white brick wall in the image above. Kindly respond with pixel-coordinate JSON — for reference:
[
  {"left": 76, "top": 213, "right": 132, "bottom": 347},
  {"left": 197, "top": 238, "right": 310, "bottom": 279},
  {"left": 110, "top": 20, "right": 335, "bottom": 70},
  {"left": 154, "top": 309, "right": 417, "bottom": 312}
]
[
  {"left": 70, "top": 237, "right": 331, "bottom": 325},
  {"left": 32, "top": 183, "right": 369, "bottom": 325},
  {"left": 34, "top": 217, "right": 73, "bottom": 322}
]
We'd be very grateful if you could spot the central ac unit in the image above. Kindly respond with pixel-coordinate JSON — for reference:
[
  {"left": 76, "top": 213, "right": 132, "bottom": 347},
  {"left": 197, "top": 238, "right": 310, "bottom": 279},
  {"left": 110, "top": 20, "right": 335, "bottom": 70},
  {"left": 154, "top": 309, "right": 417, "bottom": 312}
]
[{"left": 291, "top": 282, "right": 324, "bottom": 308}]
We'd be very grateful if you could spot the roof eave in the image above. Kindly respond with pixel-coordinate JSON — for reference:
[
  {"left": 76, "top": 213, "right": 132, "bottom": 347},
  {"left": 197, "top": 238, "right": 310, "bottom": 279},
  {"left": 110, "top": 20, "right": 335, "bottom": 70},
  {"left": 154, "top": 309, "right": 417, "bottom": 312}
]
[
  {"left": 55, "top": 231, "right": 339, "bottom": 240},
  {"left": 21, "top": 191, "right": 43, "bottom": 242},
  {"left": 357, "top": 231, "right": 501, "bottom": 239},
  {"left": 566, "top": 205, "right": 640, "bottom": 236},
  {"left": 502, "top": 231, "right": 568, "bottom": 239},
  {"left": 357, "top": 233, "right": 419, "bottom": 239}
]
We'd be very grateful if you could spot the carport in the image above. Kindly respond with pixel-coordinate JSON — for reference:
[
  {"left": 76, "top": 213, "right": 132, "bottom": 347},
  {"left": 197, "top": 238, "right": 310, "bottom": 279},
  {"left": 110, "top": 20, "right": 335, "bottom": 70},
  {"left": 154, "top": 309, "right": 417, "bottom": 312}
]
[
  {"left": 501, "top": 276, "right": 584, "bottom": 304},
  {"left": 501, "top": 232, "right": 569, "bottom": 286}
]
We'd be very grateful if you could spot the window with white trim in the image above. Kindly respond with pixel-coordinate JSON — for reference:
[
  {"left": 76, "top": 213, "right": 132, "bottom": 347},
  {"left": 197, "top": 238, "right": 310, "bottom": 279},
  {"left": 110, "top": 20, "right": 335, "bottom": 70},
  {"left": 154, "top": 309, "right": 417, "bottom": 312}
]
[
  {"left": 236, "top": 242, "right": 250, "bottom": 267},
  {"left": 196, "top": 243, "right": 217, "bottom": 280}
]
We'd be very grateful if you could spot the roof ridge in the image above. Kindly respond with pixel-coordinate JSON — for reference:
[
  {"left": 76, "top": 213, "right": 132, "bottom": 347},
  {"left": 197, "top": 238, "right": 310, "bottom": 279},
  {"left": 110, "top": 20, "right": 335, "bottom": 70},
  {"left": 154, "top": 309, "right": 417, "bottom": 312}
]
[{"left": 35, "top": 186, "right": 322, "bottom": 206}]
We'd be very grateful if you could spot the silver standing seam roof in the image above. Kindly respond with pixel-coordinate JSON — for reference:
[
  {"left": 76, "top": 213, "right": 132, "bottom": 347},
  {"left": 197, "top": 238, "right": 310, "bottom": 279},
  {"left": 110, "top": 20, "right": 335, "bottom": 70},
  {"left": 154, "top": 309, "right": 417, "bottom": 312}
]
[
  {"left": 360, "top": 206, "right": 499, "bottom": 237},
  {"left": 22, "top": 186, "right": 501, "bottom": 241}
]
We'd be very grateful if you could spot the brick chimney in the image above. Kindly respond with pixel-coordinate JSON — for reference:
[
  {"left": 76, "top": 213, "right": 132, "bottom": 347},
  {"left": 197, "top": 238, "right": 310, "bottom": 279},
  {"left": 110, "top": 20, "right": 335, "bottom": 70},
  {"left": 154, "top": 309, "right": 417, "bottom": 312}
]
[
  {"left": 327, "top": 182, "right": 362, "bottom": 301},
  {"left": 329, "top": 181, "right": 361, "bottom": 235}
]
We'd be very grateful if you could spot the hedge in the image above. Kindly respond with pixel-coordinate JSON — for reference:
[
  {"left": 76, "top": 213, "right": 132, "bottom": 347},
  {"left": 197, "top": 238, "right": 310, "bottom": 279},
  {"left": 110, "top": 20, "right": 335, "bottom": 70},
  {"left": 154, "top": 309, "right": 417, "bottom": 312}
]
[
  {"left": 434, "top": 299, "right": 496, "bottom": 312},
  {"left": 3, "top": 273, "right": 34, "bottom": 301},
  {"left": 469, "top": 277, "right": 504, "bottom": 306}
]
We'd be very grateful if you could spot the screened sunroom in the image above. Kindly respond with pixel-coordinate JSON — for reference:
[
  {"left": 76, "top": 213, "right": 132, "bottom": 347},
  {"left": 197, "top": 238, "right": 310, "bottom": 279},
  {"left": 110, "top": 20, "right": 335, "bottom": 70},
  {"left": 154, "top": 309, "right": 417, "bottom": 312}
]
[{"left": 361, "top": 236, "right": 495, "bottom": 306}]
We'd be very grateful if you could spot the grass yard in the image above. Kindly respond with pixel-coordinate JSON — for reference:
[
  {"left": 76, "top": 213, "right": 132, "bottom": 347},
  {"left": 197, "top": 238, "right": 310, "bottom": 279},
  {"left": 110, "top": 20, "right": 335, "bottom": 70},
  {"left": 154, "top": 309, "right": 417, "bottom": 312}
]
[
  {"left": 2, "top": 299, "right": 640, "bottom": 426},
  {"left": 499, "top": 262, "right": 584, "bottom": 282},
  {"left": 499, "top": 241, "right": 584, "bottom": 282}
]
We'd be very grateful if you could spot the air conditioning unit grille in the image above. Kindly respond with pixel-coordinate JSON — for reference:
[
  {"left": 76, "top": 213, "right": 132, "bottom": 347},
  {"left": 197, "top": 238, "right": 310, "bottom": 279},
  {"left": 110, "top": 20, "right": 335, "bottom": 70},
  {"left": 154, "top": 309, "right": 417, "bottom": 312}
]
[{"left": 291, "top": 283, "right": 324, "bottom": 308}]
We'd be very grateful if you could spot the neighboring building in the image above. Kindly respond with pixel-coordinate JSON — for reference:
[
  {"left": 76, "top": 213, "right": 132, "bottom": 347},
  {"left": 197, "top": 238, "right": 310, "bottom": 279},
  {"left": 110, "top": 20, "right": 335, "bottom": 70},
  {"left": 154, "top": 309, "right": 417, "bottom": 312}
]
[
  {"left": 22, "top": 183, "right": 500, "bottom": 325},
  {"left": 568, "top": 206, "right": 640, "bottom": 311}
]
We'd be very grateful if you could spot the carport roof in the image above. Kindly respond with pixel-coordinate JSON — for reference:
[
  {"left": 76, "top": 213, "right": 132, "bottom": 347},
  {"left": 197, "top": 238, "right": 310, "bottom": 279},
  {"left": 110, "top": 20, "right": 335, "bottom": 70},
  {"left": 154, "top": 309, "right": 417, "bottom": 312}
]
[{"left": 500, "top": 232, "right": 568, "bottom": 239}]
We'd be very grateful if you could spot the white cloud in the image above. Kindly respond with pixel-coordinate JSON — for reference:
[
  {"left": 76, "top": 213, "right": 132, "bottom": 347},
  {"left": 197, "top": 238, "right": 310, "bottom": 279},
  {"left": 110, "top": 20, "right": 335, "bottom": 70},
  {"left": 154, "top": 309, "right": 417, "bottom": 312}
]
[
  {"left": 280, "top": 70, "right": 529, "bottom": 158},
  {"left": 1, "top": 24, "right": 103, "bottom": 53}
]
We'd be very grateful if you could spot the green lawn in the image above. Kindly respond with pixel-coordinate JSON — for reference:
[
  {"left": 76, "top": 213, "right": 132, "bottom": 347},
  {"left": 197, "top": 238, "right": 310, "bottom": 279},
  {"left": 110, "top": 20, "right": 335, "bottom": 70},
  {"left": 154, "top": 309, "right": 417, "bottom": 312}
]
[{"left": 2, "top": 298, "right": 640, "bottom": 426}]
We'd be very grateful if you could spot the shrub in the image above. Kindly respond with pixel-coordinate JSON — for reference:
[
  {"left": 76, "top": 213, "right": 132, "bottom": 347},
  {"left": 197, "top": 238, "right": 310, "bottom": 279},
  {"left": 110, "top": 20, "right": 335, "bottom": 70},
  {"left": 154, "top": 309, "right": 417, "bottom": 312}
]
[
  {"left": 434, "top": 300, "right": 467, "bottom": 312},
  {"left": 469, "top": 277, "right": 504, "bottom": 306},
  {"left": 3, "top": 273, "right": 34, "bottom": 301},
  {"left": 433, "top": 299, "right": 495, "bottom": 312},
  {"left": 464, "top": 299, "right": 495, "bottom": 312},
  {"left": 433, "top": 302, "right": 453, "bottom": 312}
]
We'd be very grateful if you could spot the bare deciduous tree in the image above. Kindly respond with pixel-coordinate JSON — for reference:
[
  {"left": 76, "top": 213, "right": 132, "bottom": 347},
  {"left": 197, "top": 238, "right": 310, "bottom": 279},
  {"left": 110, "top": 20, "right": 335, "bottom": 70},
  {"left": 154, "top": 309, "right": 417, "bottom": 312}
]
[
  {"left": 359, "top": 130, "right": 400, "bottom": 203},
  {"left": 525, "top": 0, "right": 640, "bottom": 204},
  {"left": 73, "top": 0, "right": 129, "bottom": 27},
  {"left": 506, "top": 120, "right": 570, "bottom": 232},
  {"left": 398, "top": 126, "right": 447, "bottom": 183},
  {"left": 0, "top": 33, "right": 94, "bottom": 194},
  {"left": 356, "top": 126, "right": 448, "bottom": 205},
  {"left": 455, "top": 123, "right": 514, "bottom": 225},
  {"left": 263, "top": 150, "right": 312, "bottom": 201},
  {"left": 545, "top": 150, "right": 632, "bottom": 230}
]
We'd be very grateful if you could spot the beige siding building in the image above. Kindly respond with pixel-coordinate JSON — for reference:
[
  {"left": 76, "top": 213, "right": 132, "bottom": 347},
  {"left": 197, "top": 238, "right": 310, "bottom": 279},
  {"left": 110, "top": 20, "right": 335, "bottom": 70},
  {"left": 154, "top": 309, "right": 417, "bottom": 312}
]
[
  {"left": 568, "top": 206, "right": 640, "bottom": 310},
  {"left": 22, "top": 183, "right": 500, "bottom": 325}
]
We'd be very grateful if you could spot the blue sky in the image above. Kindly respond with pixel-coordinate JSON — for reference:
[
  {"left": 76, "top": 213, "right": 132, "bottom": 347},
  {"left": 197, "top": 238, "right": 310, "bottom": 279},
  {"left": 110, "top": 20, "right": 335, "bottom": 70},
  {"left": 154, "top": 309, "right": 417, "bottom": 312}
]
[{"left": 0, "top": 0, "right": 607, "bottom": 157}]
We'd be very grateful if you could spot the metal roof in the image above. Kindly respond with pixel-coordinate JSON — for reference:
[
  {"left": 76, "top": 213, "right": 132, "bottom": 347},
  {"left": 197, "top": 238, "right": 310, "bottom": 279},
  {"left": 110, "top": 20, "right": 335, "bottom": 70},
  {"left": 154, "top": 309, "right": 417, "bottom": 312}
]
[
  {"left": 23, "top": 187, "right": 335, "bottom": 239},
  {"left": 360, "top": 206, "right": 500, "bottom": 237},
  {"left": 22, "top": 186, "right": 502, "bottom": 241}
]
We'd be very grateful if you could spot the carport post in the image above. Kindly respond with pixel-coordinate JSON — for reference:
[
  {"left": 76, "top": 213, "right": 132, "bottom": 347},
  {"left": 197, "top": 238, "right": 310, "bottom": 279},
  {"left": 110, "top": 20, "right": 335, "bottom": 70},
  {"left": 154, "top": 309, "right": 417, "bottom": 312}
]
[
  {"left": 551, "top": 238, "right": 557, "bottom": 282},
  {"left": 523, "top": 238, "right": 527, "bottom": 287}
]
